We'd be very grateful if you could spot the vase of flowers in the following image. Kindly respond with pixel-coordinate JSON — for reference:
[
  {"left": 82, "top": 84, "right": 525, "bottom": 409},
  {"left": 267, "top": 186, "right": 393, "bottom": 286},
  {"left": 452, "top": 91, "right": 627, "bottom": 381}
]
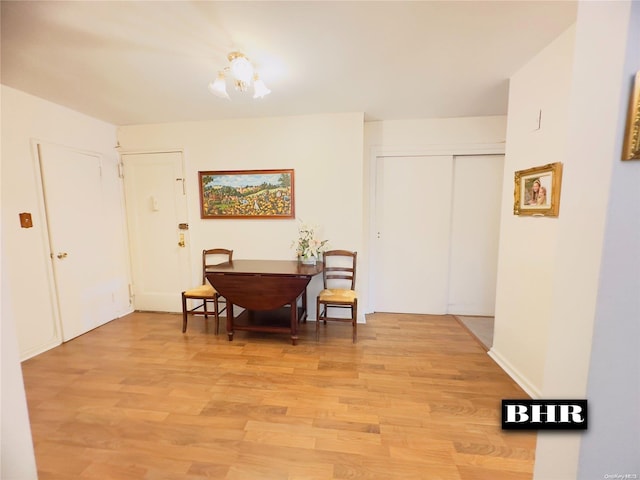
[{"left": 293, "top": 223, "right": 328, "bottom": 265}]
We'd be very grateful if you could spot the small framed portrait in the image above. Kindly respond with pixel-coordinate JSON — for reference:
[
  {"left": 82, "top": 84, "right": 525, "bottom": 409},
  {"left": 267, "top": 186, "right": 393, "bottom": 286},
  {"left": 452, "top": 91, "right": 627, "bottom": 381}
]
[
  {"left": 622, "top": 71, "right": 640, "bottom": 161},
  {"left": 513, "top": 162, "right": 563, "bottom": 217}
]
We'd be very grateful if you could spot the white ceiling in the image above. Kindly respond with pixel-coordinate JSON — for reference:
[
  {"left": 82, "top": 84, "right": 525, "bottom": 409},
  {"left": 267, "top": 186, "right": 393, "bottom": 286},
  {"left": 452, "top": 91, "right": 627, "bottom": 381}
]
[{"left": 1, "top": 1, "right": 577, "bottom": 126}]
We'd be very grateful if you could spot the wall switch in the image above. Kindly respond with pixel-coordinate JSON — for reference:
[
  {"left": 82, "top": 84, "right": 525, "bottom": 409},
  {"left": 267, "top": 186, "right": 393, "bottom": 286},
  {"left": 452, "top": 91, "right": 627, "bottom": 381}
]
[{"left": 19, "top": 212, "right": 33, "bottom": 228}]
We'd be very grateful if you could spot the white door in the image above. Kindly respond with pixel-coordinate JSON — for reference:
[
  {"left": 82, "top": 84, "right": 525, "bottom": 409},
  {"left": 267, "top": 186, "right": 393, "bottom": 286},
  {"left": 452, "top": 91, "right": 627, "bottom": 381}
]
[
  {"left": 447, "top": 155, "right": 504, "bottom": 315},
  {"left": 38, "top": 143, "right": 130, "bottom": 341},
  {"left": 122, "top": 152, "right": 191, "bottom": 312},
  {"left": 374, "top": 155, "right": 454, "bottom": 314}
]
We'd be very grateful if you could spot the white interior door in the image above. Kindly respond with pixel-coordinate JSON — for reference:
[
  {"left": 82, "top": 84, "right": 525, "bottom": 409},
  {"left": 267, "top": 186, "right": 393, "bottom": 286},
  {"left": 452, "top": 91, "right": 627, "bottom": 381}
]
[
  {"left": 374, "top": 155, "right": 454, "bottom": 314},
  {"left": 448, "top": 155, "right": 504, "bottom": 315},
  {"left": 122, "top": 152, "right": 191, "bottom": 312},
  {"left": 38, "top": 143, "right": 130, "bottom": 341}
]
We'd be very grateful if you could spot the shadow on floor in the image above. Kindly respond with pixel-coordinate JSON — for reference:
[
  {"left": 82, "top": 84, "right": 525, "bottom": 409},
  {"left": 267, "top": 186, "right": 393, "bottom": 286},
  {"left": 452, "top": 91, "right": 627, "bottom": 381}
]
[{"left": 454, "top": 315, "right": 494, "bottom": 351}]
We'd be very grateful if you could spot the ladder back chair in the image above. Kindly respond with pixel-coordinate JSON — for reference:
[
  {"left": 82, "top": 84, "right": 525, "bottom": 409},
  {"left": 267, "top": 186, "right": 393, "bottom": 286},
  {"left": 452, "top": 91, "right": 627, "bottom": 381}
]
[
  {"left": 181, "top": 248, "right": 233, "bottom": 334},
  {"left": 316, "top": 250, "right": 358, "bottom": 343}
]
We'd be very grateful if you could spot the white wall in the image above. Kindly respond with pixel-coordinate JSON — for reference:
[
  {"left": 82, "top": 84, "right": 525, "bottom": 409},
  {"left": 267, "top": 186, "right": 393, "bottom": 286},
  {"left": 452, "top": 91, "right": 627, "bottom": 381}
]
[
  {"left": 490, "top": 2, "right": 638, "bottom": 478},
  {"left": 0, "top": 96, "right": 38, "bottom": 480},
  {"left": 117, "top": 113, "right": 365, "bottom": 320},
  {"left": 490, "top": 26, "right": 576, "bottom": 397},
  {"left": 577, "top": 2, "right": 640, "bottom": 471},
  {"left": 1, "top": 269, "right": 38, "bottom": 479},
  {"left": 536, "top": 2, "right": 640, "bottom": 479},
  {"left": 364, "top": 116, "right": 507, "bottom": 148},
  {"left": 1, "top": 85, "right": 131, "bottom": 359},
  {"left": 1, "top": 87, "right": 133, "bottom": 474}
]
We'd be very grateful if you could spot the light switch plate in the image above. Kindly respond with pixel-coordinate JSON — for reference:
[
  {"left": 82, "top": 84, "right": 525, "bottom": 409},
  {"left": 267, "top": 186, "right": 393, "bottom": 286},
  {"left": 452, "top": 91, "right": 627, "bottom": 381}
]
[{"left": 19, "top": 212, "right": 33, "bottom": 228}]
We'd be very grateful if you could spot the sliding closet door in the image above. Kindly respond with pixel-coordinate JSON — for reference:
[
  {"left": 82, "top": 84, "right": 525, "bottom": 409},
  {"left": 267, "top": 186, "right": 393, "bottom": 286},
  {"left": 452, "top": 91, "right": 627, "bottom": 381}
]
[
  {"left": 373, "top": 155, "right": 454, "bottom": 314},
  {"left": 372, "top": 154, "right": 504, "bottom": 316},
  {"left": 447, "top": 155, "right": 504, "bottom": 315}
]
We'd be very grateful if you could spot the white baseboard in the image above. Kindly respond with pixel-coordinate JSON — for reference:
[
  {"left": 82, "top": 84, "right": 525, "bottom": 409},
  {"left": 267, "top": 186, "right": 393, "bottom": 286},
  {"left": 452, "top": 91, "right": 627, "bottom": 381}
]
[
  {"left": 117, "top": 307, "right": 135, "bottom": 318},
  {"left": 20, "top": 339, "right": 61, "bottom": 362},
  {"left": 488, "top": 347, "right": 541, "bottom": 399}
]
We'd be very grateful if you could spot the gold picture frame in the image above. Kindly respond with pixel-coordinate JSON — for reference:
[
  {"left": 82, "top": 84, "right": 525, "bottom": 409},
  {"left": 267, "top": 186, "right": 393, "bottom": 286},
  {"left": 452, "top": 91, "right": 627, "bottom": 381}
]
[
  {"left": 514, "top": 163, "right": 563, "bottom": 217},
  {"left": 622, "top": 71, "right": 640, "bottom": 161},
  {"left": 199, "top": 169, "right": 295, "bottom": 219}
]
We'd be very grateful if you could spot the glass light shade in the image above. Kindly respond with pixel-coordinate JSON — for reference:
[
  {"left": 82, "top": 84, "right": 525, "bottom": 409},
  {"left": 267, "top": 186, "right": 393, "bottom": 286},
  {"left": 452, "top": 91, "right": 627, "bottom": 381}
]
[
  {"left": 208, "top": 73, "right": 229, "bottom": 99},
  {"left": 253, "top": 76, "right": 271, "bottom": 99},
  {"left": 229, "top": 55, "right": 254, "bottom": 84}
]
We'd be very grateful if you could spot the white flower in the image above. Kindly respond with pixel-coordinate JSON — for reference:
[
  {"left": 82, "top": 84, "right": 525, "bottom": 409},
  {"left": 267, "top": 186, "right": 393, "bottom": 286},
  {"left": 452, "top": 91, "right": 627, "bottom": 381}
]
[{"left": 292, "top": 222, "right": 328, "bottom": 259}]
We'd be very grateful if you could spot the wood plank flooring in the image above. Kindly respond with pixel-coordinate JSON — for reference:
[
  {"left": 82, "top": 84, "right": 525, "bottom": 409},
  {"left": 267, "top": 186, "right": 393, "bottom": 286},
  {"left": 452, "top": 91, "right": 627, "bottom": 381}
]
[{"left": 22, "top": 312, "right": 535, "bottom": 479}]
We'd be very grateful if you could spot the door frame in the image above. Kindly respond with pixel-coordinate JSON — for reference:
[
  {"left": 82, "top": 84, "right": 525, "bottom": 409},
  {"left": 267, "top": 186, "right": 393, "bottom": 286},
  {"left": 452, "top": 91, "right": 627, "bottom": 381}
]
[
  {"left": 117, "top": 148, "right": 193, "bottom": 311},
  {"left": 367, "top": 143, "right": 505, "bottom": 315}
]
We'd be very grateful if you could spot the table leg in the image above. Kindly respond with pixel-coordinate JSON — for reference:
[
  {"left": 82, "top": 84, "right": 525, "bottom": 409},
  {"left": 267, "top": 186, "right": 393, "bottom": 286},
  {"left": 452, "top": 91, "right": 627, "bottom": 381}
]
[
  {"left": 226, "top": 302, "right": 234, "bottom": 341},
  {"left": 301, "top": 290, "right": 308, "bottom": 323}
]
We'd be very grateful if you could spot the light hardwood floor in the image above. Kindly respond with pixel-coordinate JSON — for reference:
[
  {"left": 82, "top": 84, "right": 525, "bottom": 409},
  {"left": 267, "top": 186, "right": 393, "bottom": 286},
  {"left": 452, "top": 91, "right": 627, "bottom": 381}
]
[{"left": 22, "top": 312, "right": 535, "bottom": 479}]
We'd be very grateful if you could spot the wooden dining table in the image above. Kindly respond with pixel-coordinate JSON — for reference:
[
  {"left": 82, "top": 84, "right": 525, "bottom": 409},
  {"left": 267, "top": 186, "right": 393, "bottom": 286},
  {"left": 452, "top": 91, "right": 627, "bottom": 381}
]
[{"left": 205, "top": 259, "right": 323, "bottom": 345}]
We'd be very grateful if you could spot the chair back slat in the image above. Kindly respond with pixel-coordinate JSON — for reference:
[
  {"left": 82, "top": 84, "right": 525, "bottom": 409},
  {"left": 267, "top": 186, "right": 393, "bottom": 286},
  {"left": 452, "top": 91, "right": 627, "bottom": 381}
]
[
  {"left": 322, "top": 250, "right": 357, "bottom": 290},
  {"left": 202, "top": 248, "right": 233, "bottom": 283}
]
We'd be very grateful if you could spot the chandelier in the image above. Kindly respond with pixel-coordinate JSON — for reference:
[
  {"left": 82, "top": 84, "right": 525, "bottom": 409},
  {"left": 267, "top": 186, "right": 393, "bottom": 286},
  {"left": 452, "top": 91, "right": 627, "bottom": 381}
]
[{"left": 208, "top": 51, "right": 271, "bottom": 99}]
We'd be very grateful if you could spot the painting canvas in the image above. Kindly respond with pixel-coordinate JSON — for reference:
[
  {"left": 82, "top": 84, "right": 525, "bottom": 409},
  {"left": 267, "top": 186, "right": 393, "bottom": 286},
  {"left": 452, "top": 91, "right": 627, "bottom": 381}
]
[
  {"left": 199, "top": 169, "right": 294, "bottom": 219},
  {"left": 513, "top": 163, "right": 562, "bottom": 217}
]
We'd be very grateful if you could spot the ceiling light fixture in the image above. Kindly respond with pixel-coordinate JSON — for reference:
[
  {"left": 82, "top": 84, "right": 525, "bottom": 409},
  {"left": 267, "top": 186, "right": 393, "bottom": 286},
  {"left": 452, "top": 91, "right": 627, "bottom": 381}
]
[{"left": 208, "top": 51, "right": 271, "bottom": 100}]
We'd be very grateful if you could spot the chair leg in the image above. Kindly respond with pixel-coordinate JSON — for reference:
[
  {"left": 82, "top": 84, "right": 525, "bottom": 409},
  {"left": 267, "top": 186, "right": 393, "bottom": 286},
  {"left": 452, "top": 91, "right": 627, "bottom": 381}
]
[
  {"left": 316, "top": 298, "right": 321, "bottom": 341},
  {"left": 181, "top": 293, "right": 188, "bottom": 333},
  {"left": 213, "top": 295, "right": 220, "bottom": 335},
  {"left": 199, "top": 298, "right": 210, "bottom": 333},
  {"left": 352, "top": 299, "right": 358, "bottom": 343}
]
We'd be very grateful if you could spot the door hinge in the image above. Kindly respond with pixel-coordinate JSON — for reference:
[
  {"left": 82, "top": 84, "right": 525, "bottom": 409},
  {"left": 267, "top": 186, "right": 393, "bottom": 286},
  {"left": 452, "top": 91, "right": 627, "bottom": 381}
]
[{"left": 118, "top": 162, "right": 124, "bottom": 178}]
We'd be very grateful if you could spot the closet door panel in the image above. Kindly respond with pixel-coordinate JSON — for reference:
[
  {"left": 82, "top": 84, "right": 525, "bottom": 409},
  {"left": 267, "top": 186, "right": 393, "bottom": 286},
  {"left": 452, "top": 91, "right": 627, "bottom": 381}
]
[
  {"left": 374, "top": 155, "right": 453, "bottom": 314},
  {"left": 448, "top": 155, "right": 504, "bottom": 315}
]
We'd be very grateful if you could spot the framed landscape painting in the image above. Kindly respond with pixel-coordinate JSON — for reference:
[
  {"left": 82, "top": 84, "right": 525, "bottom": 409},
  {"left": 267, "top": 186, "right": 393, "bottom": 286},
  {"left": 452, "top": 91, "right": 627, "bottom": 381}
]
[
  {"left": 199, "top": 169, "right": 295, "bottom": 219},
  {"left": 513, "top": 162, "right": 563, "bottom": 217}
]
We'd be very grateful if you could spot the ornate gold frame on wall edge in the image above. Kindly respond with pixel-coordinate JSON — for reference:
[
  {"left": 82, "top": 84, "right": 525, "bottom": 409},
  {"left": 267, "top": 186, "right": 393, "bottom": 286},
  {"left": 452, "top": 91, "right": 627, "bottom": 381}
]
[
  {"left": 513, "top": 162, "right": 563, "bottom": 217},
  {"left": 622, "top": 71, "right": 640, "bottom": 161}
]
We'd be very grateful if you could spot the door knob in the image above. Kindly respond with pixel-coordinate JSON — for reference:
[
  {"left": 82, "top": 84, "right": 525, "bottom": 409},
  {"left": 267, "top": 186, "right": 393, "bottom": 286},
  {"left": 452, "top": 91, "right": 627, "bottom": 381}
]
[
  {"left": 57, "top": 252, "right": 68, "bottom": 259},
  {"left": 178, "top": 233, "right": 185, "bottom": 247}
]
